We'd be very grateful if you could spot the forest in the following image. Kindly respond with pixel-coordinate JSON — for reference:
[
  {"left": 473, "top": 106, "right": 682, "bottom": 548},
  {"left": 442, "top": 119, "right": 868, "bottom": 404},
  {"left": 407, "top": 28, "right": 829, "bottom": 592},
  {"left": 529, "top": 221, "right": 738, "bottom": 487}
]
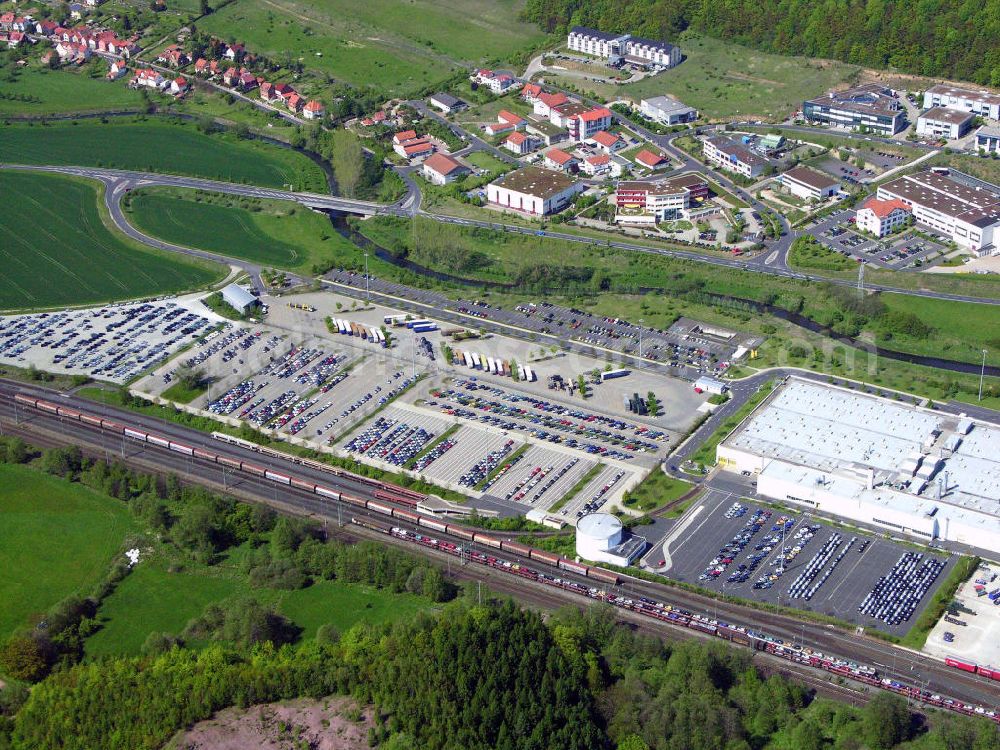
[
  {"left": 0, "top": 437, "right": 998, "bottom": 749},
  {"left": 520, "top": 0, "right": 1000, "bottom": 87}
]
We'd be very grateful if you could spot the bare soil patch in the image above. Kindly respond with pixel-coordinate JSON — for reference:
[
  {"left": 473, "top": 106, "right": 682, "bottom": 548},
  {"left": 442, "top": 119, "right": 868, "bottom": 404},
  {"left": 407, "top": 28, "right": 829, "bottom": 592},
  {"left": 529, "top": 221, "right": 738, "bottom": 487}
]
[{"left": 165, "top": 696, "right": 375, "bottom": 750}]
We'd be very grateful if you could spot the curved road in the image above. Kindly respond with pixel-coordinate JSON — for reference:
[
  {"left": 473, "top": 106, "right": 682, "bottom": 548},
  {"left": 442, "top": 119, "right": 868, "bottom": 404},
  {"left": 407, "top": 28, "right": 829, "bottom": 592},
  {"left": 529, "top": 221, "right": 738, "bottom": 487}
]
[{"left": 4, "top": 161, "right": 998, "bottom": 306}]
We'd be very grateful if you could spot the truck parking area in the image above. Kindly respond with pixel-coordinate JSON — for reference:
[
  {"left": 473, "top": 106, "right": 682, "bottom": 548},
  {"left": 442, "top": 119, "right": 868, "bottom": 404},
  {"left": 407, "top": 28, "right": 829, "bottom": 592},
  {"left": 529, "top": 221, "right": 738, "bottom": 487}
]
[
  {"left": 923, "top": 562, "right": 1000, "bottom": 671},
  {"left": 647, "top": 490, "right": 952, "bottom": 637}
]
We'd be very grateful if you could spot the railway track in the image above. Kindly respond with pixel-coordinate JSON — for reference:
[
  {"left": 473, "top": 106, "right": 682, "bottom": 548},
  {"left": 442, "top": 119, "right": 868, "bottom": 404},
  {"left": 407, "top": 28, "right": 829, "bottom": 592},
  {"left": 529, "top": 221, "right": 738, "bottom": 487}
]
[{"left": 1, "top": 382, "right": 998, "bottom": 717}]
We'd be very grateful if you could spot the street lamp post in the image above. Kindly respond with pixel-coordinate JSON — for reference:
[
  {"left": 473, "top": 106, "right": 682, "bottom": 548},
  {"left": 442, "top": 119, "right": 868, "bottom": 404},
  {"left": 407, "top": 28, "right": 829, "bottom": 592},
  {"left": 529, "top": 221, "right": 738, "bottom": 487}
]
[
  {"left": 364, "top": 252, "right": 370, "bottom": 303},
  {"left": 979, "top": 349, "right": 988, "bottom": 401},
  {"left": 638, "top": 319, "right": 644, "bottom": 360}
]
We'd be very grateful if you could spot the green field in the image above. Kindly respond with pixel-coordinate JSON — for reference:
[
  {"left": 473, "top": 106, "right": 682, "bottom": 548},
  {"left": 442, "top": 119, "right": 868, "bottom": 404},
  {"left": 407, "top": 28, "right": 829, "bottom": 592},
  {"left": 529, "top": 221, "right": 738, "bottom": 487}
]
[
  {"left": 0, "top": 120, "right": 328, "bottom": 190},
  {"left": 85, "top": 553, "right": 432, "bottom": 657},
  {"left": 879, "top": 293, "right": 1000, "bottom": 367},
  {"left": 620, "top": 32, "right": 859, "bottom": 120},
  {"left": 0, "top": 172, "right": 224, "bottom": 310},
  {"left": 127, "top": 188, "right": 365, "bottom": 273},
  {"left": 0, "top": 64, "right": 146, "bottom": 116},
  {"left": 197, "top": 0, "right": 546, "bottom": 95},
  {"left": 0, "top": 464, "right": 139, "bottom": 640}
]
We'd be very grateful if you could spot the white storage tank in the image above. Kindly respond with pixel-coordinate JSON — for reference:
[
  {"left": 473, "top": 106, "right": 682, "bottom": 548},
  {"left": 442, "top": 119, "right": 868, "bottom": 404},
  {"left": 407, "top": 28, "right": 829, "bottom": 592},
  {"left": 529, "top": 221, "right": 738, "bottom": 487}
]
[{"left": 576, "top": 513, "right": 623, "bottom": 560}]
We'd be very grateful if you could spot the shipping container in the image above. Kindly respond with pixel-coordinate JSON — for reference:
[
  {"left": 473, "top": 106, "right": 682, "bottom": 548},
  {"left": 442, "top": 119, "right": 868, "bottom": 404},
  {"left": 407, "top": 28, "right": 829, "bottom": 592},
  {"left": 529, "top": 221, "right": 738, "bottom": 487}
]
[
  {"left": 81, "top": 413, "right": 104, "bottom": 428},
  {"left": 471, "top": 353, "right": 481, "bottom": 369},
  {"left": 349, "top": 323, "right": 359, "bottom": 336},
  {"left": 524, "top": 366, "right": 535, "bottom": 382},
  {"left": 242, "top": 462, "right": 267, "bottom": 477},
  {"left": 37, "top": 400, "right": 59, "bottom": 414},
  {"left": 518, "top": 365, "right": 527, "bottom": 380},
  {"left": 343, "top": 494, "right": 368, "bottom": 509},
  {"left": 945, "top": 657, "right": 977, "bottom": 673}
]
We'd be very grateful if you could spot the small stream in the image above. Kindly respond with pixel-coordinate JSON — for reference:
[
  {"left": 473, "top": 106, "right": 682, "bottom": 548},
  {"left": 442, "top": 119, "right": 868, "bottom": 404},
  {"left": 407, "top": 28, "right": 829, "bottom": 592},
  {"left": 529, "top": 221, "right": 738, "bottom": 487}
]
[{"left": 325, "top": 214, "right": 999, "bottom": 378}]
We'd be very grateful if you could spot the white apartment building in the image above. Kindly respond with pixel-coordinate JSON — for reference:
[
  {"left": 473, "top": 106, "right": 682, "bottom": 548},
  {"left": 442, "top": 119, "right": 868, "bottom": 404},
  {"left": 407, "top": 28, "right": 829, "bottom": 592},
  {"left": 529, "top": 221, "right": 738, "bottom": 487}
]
[
  {"left": 640, "top": 95, "right": 697, "bottom": 125},
  {"left": 486, "top": 167, "right": 584, "bottom": 216},
  {"left": 566, "top": 26, "right": 680, "bottom": 69},
  {"left": 855, "top": 197, "right": 911, "bottom": 237},
  {"left": 916, "top": 107, "right": 975, "bottom": 139},
  {"left": 703, "top": 136, "right": 766, "bottom": 178}
]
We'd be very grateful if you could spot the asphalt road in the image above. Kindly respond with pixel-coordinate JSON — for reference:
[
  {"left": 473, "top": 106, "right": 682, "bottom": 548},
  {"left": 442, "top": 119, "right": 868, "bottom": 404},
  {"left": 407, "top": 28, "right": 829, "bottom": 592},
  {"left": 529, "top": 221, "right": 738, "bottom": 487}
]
[{"left": 1, "top": 379, "right": 997, "bottom": 710}]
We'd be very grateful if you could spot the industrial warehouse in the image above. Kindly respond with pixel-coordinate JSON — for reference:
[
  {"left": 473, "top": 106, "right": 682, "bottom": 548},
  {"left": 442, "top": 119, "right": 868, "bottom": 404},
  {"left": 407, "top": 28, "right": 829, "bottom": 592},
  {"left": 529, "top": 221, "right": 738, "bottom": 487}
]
[{"left": 717, "top": 379, "right": 1000, "bottom": 554}]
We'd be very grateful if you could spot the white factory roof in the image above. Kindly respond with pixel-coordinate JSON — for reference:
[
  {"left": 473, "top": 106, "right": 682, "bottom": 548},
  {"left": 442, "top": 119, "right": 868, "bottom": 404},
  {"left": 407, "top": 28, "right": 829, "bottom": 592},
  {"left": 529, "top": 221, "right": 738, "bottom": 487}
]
[{"left": 728, "top": 379, "right": 1000, "bottom": 518}]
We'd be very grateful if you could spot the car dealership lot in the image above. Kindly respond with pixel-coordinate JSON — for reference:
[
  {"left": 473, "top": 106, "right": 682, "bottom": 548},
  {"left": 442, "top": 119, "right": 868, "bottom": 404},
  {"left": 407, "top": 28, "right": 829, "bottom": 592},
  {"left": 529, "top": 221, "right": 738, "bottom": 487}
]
[
  {"left": 0, "top": 299, "right": 219, "bottom": 384},
  {"left": 651, "top": 490, "right": 951, "bottom": 636}
]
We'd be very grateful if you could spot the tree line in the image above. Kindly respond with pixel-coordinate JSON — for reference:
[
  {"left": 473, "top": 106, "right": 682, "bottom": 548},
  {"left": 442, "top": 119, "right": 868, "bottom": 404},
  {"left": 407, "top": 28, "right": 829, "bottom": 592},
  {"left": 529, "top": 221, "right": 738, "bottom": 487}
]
[
  {"left": 520, "top": 0, "right": 1000, "bottom": 87},
  {"left": 0, "top": 437, "right": 998, "bottom": 749}
]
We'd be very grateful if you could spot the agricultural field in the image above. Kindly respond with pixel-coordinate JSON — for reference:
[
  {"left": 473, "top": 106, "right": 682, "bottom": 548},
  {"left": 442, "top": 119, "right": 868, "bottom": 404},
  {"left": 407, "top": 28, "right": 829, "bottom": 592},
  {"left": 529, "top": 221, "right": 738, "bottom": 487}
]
[
  {"left": 0, "top": 463, "right": 139, "bottom": 640},
  {"left": 126, "top": 188, "right": 364, "bottom": 273},
  {"left": 197, "top": 0, "right": 546, "bottom": 95},
  {"left": 620, "top": 32, "right": 859, "bottom": 120},
  {"left": 0, "top": 172, "right": 224, "bottom": 310},
  {"left": 0, "top": 120, "right": 329, "bottom": 191},
  {"left": 85, "top": 550, "right": 433, "bottom": 658},
  {"left": 0, "top": 63, "right": 147, "bottom": 116}
]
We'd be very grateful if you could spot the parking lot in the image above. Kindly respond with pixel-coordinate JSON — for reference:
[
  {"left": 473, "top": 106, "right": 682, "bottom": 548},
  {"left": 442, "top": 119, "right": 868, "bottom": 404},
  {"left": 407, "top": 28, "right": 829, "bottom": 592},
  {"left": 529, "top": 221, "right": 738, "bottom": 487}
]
[
  {"left": 323, "top": 270, "right": 760, "bottom": 381},
  {"left": 645, "top": 489, "right": 952, "bottom": 636},
  {"left": 924, "top": 561, "right": 1000, "bottom": 669},
  {"left": 0, "top": 299, "right": 219, "bottom": 383}
]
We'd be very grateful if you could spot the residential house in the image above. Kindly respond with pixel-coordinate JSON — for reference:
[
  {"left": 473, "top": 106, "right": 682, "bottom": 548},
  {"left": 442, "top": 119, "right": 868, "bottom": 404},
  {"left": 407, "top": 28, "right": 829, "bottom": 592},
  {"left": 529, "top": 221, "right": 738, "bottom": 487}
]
[
  {"left": 222, "top": 42, "right": 246, "bottom": 61},
  {"left": 303, "top": 100, "right": 325, "bottom": 120},
  {"left": 223, "top": 67, "right": 239, "bottom": 87},
  {"left": 421, "top": 152, "right": 469, "bottom": 185},
  {"left": 533, "top": 91, "right": 568, "bottom": 118},
  {"left": 543, "top": 147, "right": 578, "bottom": 172},
  {"left": 0, "top": 13, "right": 14, "bottom": 30},
  {"left": 170, "top": 76, "right": 189, "bottom": 95},
  {"left": 157, "top": 44, "right": 188, "bottom": 68},
  {"left": 11, "top": 17, "right": 31, "bottom": 32},
  {"left": 572, "top": 106, "right": 613, "bottom": 142},
  {"left": 394, "top": 137, "right": 434, "bottom": 160},
  {"left": 106, "top": 58, "right": 127, "bottom": 80},
  {"left": 272, "top": 83, "right": 296, "bottom": 105},
  {"left": 36, "top": 20, "right": 58, "bottom": 37},
  {"left": 2, "top": 30, "right": 24, "bottom": 48},
  {"left": 286, "top": 92, "right": 303, "bottom": 113},
  {"left": 194, "top": 57, "right": 209, "bottom": 75},
  {"left": 131, "top": 68, "right": 166, "bottom": 90},
  {"left": 393, "top": 130, "right": 418, "bottom": 145},
  {"left": 55, "top": 40, "right": 90, "bottom": 62},
  {"left": 472, "top": 68, "right": 516, "bottom": 95},
  {"left": 360, "top": 110, "right": 387, "bottom": 127},
  {"left": 504, "top": 131, "right": 536, "bottom": 155},
  {"left": 634, "top": 149, "right": 668, "bottom": 170},
  {"left": 259, "top": 81, "right": 274, "bottom": 101},
  {"left": 520, "top": 83, "right": 542, "bottom": 102},
  {"left": 238, "top": 70, "right": 257, "bottom": 90},
  {"left": 429, "top": 92, "right": 465, "bottom": 114},
  {"left": 486, "top": 166, "right": 584, "bottom": 216},
  {"left": 856, "top": 197, "right": 911, "bottom": 237},
  {"left": 587, "top": 130, "right": 623, "bottom": 153},
  {"left": 580, "top": 153, "right": 621, "bottom": 178}
]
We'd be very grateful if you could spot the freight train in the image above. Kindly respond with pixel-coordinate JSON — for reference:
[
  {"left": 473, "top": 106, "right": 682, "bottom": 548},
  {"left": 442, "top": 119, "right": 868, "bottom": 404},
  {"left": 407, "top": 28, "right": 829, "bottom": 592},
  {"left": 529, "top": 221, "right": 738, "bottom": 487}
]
[
  {"left": 13, "top": 393, "right": 620, "bottom": 588},
  {"left": 356, "top": 517, "right": 1000, "bottom": 725},
  {"left": 12, "top": 392, "right": 1000, "bottom": 721}
]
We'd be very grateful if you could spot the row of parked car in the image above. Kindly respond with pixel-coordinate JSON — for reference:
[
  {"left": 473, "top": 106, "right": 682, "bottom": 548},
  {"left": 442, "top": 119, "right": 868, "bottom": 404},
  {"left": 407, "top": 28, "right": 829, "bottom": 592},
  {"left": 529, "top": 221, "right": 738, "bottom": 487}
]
[{"left": 858, "top": 552, "right": 946, "bottom": 626}]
